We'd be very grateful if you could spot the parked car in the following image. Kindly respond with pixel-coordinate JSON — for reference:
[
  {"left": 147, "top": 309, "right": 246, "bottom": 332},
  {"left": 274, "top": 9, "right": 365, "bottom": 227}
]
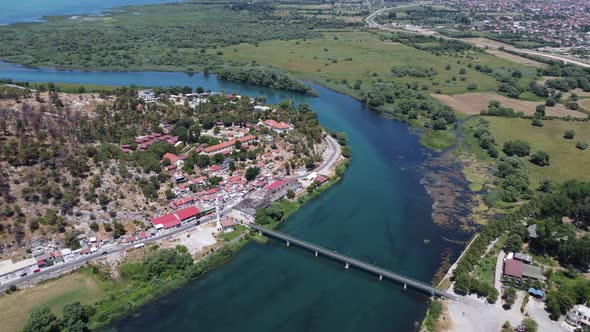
[
  {"left": 33, "top": 269, "right": 40, "bottom": 273},
  {"left": 19, "top": 272, "right": 27, "bottom": 277}
]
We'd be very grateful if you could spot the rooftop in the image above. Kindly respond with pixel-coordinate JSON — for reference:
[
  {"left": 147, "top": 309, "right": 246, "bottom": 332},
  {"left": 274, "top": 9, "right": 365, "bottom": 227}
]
[{"left": 176, "top": 206, "right": 200, "bottom": 220}]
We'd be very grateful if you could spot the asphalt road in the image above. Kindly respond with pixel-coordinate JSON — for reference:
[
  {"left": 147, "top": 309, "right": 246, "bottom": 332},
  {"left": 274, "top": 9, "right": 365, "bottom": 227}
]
[
  {"left": 366, "top": 6, "right": 590, "bottom": 68},
  {"left": 0, "top": 205, "right": 231, "bottom": 292}
]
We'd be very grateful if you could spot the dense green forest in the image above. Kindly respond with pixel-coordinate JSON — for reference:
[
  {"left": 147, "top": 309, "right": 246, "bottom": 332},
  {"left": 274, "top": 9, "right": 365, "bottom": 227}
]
[
  {"left": 0, "top": 1, "right": 357, "bottom": 71},
  {"left": 216, "top": 66, "right": 318, "bottom": 96}
]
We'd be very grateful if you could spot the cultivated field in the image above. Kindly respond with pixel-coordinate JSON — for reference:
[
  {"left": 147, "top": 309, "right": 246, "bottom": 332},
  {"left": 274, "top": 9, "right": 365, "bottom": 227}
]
[
  {"left": 485, "top": 49, "right": 546, "bottom": 68},
  {"left": 0, "top": 272, "right": 105, "bottom": 332},
  {"left": 486, "top": 117, "right": 590, "bottom": 184},
  {"left": 433, "top": 92, "right": 588, "bottom": 118},
  {"left": 220, "top": 31, "right": 534, "bottom": 95}
]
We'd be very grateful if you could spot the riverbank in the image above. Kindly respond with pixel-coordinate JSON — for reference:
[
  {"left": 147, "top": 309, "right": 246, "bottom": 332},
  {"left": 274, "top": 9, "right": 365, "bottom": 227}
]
[{"left": 6, "top": 139, "right": 350, "bottom": 332}]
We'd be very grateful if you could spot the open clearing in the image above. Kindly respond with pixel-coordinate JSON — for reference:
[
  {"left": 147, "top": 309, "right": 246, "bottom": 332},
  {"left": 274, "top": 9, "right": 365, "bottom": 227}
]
[
  {"left": 0, "top": 272, "right": 105, "bottom": 332},
  {"left": 221, "top": 30, "right": 534, "bottom": 95},
  {"left": 433, "top": 92, "right": 588, "bottom": 118},
  {"left": 486, "top": 117, "right": 590, "bottom": 184},
  {"left": 581, "top": 98, "right": 590, "bottom": 111},
  {"left": 485, "top": 49, "right": 546, "bottom": 68}
]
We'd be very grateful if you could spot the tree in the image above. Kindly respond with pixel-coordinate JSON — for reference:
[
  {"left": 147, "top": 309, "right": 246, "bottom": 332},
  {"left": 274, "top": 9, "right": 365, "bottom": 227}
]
[
  {"left": 535, "top": 104, "right": 546, "bottom": 117},
  {"left": 165, "top": 189, "right": 175, "bottom": 200},
  {"left": 65, "top": 231, "right": 82, "bottom": 250},
  {"left": 503, "top": 140, "right": 530, "bottom": 157},
  {"left": 212, "top": 153, "right": 224, "bottom": 164},
  {"left": 530, "top": 150, "right": 550, "bottom": 166},
  {"left": 564, "top": 130, "right": 576, "bottom": 139},
  {"left": 576, "top": 142, "right": 588, "bottom": 150},
  {"left": 287, "top": 189, "right": 295, "bottom": 199},
  {"left": 22, "top": 307, "right": 60, "bottom": 332},
  {"left": 521, "top": 318, "right": 538, "bottom": 332},
  {"left": 502, "top": 287, "right": 517, "bottom": 309},
  {"left": 467, "top": 83, "right": 478, "bottom": 91},
  {"left": 504, "top": 234, "right": 523, "bottom": 253},
  {"left": 113, "top": 222, "right": 126, "bottom": 239},
  {"left": 432, "top": 118, "right": 447, "bottom": 130},
  {"left": 61, "top": 301, "right": 89, "bottom": 332},
  {"left": 546, "top": 97, "right": 556, "bottom": 107},
  {"left": 89, "top": 222, "right": 99, "bottom": 232},
  {"left": 245, "top": 167, "right": 260, "bottom": 181},
  {"left": 538, "top": 179, "right": 555, "bottom": 193}
]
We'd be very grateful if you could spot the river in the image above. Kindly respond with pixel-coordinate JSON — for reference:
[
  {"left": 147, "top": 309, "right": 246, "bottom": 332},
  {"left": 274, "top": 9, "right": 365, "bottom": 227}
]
[{"left": 0, "top": 62, "right": 470, "bottom": 331}]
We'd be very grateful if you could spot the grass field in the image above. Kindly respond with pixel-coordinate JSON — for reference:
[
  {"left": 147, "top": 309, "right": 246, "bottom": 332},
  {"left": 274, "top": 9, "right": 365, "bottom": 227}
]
[
  {"left": 486, "top": 117, "right": 590, "bottom": 185},
  {"left": 0, "top": 271, "right": 105, "bottom": 332},
  {"left": 473, "top": 236, "right": 506, "bottom": 286},
  {"left": 220, "top": 30, "right": 533, "bottom": 96}
]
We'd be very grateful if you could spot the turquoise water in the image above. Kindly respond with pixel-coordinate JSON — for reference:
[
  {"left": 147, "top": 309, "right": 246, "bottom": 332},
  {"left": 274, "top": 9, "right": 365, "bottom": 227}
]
[
  {"left": 0, "top": 0, "right": 180, "bottom": 25},
  {"left": 0, "top": 62, "right": 469, "bottom": 331}
]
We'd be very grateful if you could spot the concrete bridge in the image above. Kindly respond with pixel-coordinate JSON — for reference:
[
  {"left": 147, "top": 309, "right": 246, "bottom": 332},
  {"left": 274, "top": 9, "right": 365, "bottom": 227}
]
[{"left": 249, "top": 224, "right": 458, "bottom": 301}]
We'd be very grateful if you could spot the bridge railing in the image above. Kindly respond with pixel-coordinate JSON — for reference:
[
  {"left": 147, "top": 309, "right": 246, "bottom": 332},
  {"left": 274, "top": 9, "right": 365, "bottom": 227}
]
[{"left": 250, "top": 224, "right": 456, "bottom": 300}]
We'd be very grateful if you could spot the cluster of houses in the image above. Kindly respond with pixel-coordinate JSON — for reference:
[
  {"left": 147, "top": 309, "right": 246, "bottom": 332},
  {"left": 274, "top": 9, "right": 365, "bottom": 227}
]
[
  {"left": 432, "top": 0, "right": 590, "bottom": 48},
  {"left": 120, "top": 133, "right": 181, "bottom": 153},
  {"left": 502, "top": 252, "right": 545, "bottom": 300}
]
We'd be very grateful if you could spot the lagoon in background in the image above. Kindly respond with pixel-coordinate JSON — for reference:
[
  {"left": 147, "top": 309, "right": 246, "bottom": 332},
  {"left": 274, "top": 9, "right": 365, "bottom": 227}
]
[{"left": 0, "top": 0, "right": 181, "bottom": 25}]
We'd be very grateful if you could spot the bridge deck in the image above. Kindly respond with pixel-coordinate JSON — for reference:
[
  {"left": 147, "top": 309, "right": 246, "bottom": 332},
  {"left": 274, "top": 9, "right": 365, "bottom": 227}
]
[{"left": 250, "top": 224, "right": 457, "bottom": 301}]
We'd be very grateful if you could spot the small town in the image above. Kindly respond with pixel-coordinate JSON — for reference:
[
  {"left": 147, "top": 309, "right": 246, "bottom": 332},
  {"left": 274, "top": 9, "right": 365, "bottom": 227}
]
[
  {"left": 421, "top": 0, "right": 590, "bottom": 53},
  {"left": 0, "top": 88, "right": 343, "bottom": 294},
  {"left": 1, "top": 1, "right": 590, "bottom": 332}
]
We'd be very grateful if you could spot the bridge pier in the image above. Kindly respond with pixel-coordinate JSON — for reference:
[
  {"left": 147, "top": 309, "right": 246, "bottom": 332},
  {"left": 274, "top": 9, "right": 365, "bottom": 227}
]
[
  {"left": 258, "top": 231, "right": 262, "bottom": 236},
  {"left": 314, "top": 250, "right": 318, "bottom": 257},
  {"left": 404, "top": 283, "right": 407, "bottom": 290},
  {"left": 286, "top": 240, "right": 290, "bottom": 247},
  {"left": 345, "top": 262, "right": 349, "bottom": 269},
  {"left": 379, "top": 275, "right": 383, "bottom": 281}
]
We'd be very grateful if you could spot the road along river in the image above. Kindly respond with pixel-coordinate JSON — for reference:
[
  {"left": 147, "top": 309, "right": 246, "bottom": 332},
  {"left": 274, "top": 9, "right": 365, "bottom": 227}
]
[{"left": 0, "top": 62, "right": 471, "bottom": 331}]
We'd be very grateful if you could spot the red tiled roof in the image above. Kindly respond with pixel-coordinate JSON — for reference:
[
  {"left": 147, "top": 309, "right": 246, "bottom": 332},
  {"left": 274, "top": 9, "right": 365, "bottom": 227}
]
[
  {"left": 152, "top": 213, "right": 180, "bottom": 229},
  {"left": 162, "top": 152, "right": 179, "bottom": 164},
  {"left": 504, "top": 259, "right": 523, "bottom": 278},
  {"left": 315, "top": 175, "right": 328, "bottom": 184},
  {"left": 220, "top": 218, "right": 236, "bottom": 228},
  {"left": 176, "top": 206, "right": 200, "bottom": 221},
  {"left": 267, "top": 179, "right": 289, "bottom": 190},
  {"left": 204, "top": 141, "right": 234, "bottom": 154},
  {"left": 210, "top": 165, "right": 221, "bottom": 172},
  {"left": 264, "top": 119, "right": 289, "bottom": 130},
  {"left": 237, "top": 135, "right": 255, "bottom": 143}
]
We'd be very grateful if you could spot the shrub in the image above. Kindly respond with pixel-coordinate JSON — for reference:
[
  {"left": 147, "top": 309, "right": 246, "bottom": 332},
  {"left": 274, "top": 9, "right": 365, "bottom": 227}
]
[
  {"left": 565, "top": 101, "right": 579, "bottom": 110},
  {"left": 576, "top": 142, "right": 588, "bottom": 150},
  {"left": 531, "top": 119, "right": 544, "bottom": 127},
  {"left": 563, "top": 130, "right": 575, "bottom": 139},
  {"left": 530, "top": 150, "right": 550, "bottom": 166},
  {"left": 503, "top": 140, "right": 530, "bottom": 157},
  {"left": 467, "top": 83, "right": 478, "bottom": 91},
  {"left": 545, "top": 97, "right": 556, "bottom": 107}
]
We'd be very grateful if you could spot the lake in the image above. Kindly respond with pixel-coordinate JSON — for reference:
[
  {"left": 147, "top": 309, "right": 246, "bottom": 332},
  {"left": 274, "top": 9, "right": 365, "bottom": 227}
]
[
  {"left": 0, "top": 0, "right": 182, "bottom": 25},
  {"left": 0, "top": 62, "right": 469, "bottom": 331}
]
